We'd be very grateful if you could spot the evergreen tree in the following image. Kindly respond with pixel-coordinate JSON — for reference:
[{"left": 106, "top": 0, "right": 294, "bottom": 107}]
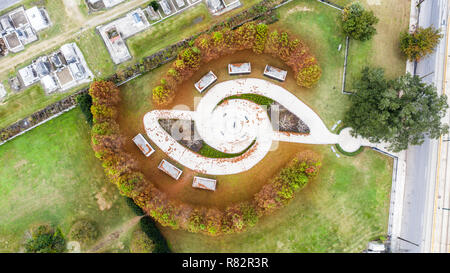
[
  {"left": 344, "top": 67, "right": 449, "bottom": 152},
  {"left": 341, "top": 3, "right": 379, "bottom": 41}
]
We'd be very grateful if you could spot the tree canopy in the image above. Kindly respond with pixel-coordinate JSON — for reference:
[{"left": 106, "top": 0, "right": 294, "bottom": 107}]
[
  {"left": 341, "top": 3, "right": 379, "bottom": 41},
  {"left": 400, "top": 27, "right": 442, "bottom": 61},
  {"left": 25, "top": 225, "right": 66, "bottom": 253},
  {"left": 344, "top": 67, "right": 449, "bottom": 152}
]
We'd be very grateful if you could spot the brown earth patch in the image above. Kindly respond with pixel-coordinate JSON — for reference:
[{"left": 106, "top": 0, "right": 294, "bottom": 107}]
[{"left": 118, "top": 50, "right": 321, "bottom": 209}]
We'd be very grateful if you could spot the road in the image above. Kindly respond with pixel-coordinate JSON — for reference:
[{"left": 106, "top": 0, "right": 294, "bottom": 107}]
[
  {"left": 0, "top": 0, "right": 22, "bottom": 12},
  {"left": 396, "top": 0, "right": 449, "bottom": 253},
  {"left": 0, "top": 0, "right": 149, "bottom": 76}
]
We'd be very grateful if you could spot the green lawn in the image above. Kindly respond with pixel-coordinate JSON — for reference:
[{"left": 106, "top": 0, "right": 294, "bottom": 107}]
[
  {"left": 159, "top": 145, "right": 393, "bottom": 252},
  {"left": 270, "top": 0, "right": 348, "bottom": 128},
  {"left": 76, "top": 29, "right": 117, "bottom": 78},
  {"left": 1, "top": 0, "right": 74, "bottom": 50},
  {"left": 0, "top": 0, "right": 409, "bottom": 253},
  {"left": 0, "top": 85, "right": 69, "bottom": 129},
  {"left": 115, "top": 0, "right": 398, "bottom": 252},
  {"left": 127, "top": 4, "right": 212, "bottom": 62},
  {"left": 314, "top": 0, "right": 410, "bottom": 90},
  {"left": 125, "top": 0, "right": 261, "bottom": 66},
  {"left": 0, "top": 108, "right": 138, "bottom": 252}
]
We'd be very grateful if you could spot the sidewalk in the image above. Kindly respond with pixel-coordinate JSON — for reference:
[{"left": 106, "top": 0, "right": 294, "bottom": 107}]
[{"left": 386, "top": 0, "right": 420, "bottom": 253}]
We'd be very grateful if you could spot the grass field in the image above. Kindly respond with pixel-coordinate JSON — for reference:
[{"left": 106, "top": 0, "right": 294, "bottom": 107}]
[
  {"left": 0, "top": 108, "right": 138, "bottom": 252},
  {"left": 115, "top": 0, "right": 405, "bottom": 252},
  {"left": 159, "top": 145, "right": 393, "bottom": 252},
  {"left": 0, "top": 85, "right": 70, "bottom": 129},
  {"left": 331, "top": 0, "right": 410, "bottom": 89},
  {"left": 1, "top": 0, "right": 73, "bottom": 45},
  {"left": 0, "top": 0, "right": 411, "bottom": 252},
  {"left": 0, "top": 1, "right": 260, "bottom": 131}
]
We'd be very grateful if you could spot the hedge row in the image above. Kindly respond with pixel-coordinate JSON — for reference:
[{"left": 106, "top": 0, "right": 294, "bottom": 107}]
[
  {"left": 152, "top": 22, "right": 322, "bottom": 105},
  {"left": 89, "top": 80, "right": 321, "bottom": 235}
]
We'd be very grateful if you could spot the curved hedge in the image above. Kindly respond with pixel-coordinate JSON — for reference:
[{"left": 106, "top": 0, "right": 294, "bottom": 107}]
[{"left": 152, "top": 22, "right": 322, "bottom": 105}]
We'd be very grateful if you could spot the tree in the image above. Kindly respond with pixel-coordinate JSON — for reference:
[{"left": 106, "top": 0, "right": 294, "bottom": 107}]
[
  {"left": 130, "top": 229, "right": 155, "bottom": 253},
  {"left": 344, "top": 67, "right": 449, "bottom": 152},
  {"left": 69, "top": 220, "right": 99, "bottom": 245},
  {"left": 400, "top": 27, "right": 442, "bottom": 61},
  {"left": 149, "top": 1, "right": 160, "bottom": 11},
  {"left": 25, "top": 225, "right": 66, "bottom": 253},
  {"left": 89, "top": 80, "right": 121, "bottom": 106},
  {"left": 341, "top": 3, "right": 379, "bottom": 41},
  {"left": 76, "top": 93, "right": 93, "bottom": 126}
]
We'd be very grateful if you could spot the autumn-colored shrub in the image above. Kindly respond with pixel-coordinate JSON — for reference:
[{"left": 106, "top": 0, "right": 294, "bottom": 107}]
[
  {"left": 152, "top": 85, "right": 174, "bottom": 106},
  {"left": 400, "top": 27, "right": 443, "bottom": 61},
  {"left": 253, "top": 23, "right": 268, "bottom": 54},
  {"left": 89, "top": 80, "right": 121, "bottom": 106},
  {"left": 255, "top": 155, "right": 321, "bottom": 214},
  {"left": 296, "top": 64, "right": 322, "bottom": 88}
]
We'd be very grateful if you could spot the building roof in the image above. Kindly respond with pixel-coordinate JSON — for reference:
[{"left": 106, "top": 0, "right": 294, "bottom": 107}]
[
  {"left": 55, "top": 66, "right": 74, "bottom": 87},
  {"left": 35, "top": 58, "right": 51, "bottom": 77},
  {"left": 9, "top": 9, "right": 28, "bottom": 29},
  {"left": 25, "top": 7, "right": 49, "bottom": 32},
  {"left": 18, "top": 65, "right": 39, "bottom": 86},
  {"left": 175, "top": 0, "right": 186, "bottom": 8},
  {"left": 159, "top": 0, "right": 172, "bottom": 15},
  {"left": 40, "top": 75, "right": 58, "bottom": 92},
  {"left": 68, "top": 63, "right": 86, "bottom": 80},
  {"left": 60, "top": 44, "right": 78, "bottom": 63},
  {"left": 0, "top": 83, "right": 6, "bottom": 101},
  {"left": 4, "top": 31, "right": 21, "bottom": 49},
  {"left": 0, "top": 17, "right": 13, "bottom": 30}
]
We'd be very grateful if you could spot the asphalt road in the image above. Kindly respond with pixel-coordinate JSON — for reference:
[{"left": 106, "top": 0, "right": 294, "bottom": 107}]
[
  {"left": 0, "top": 0, "right": 22, "bottom": 12},
  {"left": 398, "top": 0, "right": 448, "bottom": 252}
]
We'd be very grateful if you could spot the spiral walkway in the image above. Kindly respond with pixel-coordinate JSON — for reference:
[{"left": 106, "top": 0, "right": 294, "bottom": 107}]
[{"left": 143, "top": 78, "right": 360, "bottom": 175}]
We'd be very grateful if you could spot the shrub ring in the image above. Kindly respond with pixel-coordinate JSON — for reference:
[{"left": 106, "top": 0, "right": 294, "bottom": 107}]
[{"left": 91, "top": 23, "right": 324, "bottom": 236}]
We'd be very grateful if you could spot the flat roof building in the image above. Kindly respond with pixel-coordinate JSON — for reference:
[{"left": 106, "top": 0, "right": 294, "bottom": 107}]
[
  {"left": 97, "top": 8, "right": 149, "bottom": 64},
  {"left": 40, "top": 74, "right": 58, "bottom": 93},
  {"left": 18, "top": 65, "right": 39, "bottom": 87},
  {"left": 174, "top": 0, "right": 186, "bottom": 8},
  {"left": 159, "top": 0, "right": 172, "bottom": 15},
  {"left": 4, "top": 31, "right": 23, "bottom": 52},
  {"left": 0, "top": 83, "right": 6, "bottom": 101},
  {"left": 60, "top": 43, "right": 78, "bottom": 64},
  {"left": 25, "top": 7, "right": 50, "bottom": 32},
  {"left": 55, "top": 66, "right": 75, "bottom": 90},
  {"left": 9, "top": 9, "right": 28, "bottom": 28}
]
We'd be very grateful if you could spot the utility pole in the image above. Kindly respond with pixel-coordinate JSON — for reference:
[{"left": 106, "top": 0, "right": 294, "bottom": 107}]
[{"left": 417, "top": 0, "right": 426, "bottom": 7}]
